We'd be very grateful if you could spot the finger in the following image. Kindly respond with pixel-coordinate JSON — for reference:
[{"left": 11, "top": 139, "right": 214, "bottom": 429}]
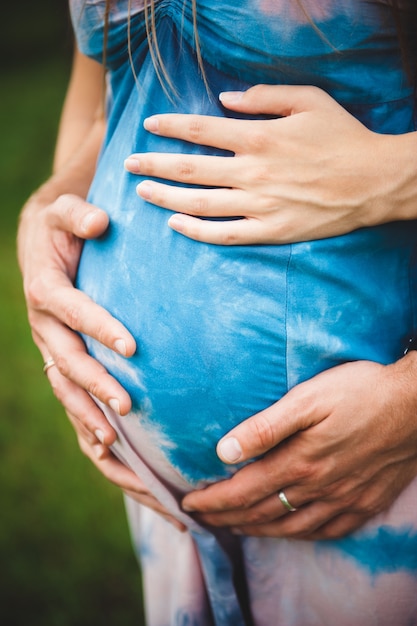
[
  {"left": 137, "top": 180, "right": 251, "bottom": 216},
  {"left": 34, "top": 316, "right": 132, "bottom": 415},
  {"left": 126, "top": 153, "right": 242, "bottom": 187},
  {"left": 142, "top": 114, "right": 271, "bottom": 154},
  {"left": 230, "top": 500, "right": 341, "bottom": 539},
  {"left": 123, "top": 489, "right": 187, "bottom": 532},
  {"left": 28, "top": 273, "right": 136, "bottom": 357},
  {"left": 38, "top": 337, "right": 118, "bottom": 445},
  {"left": 76, "top": 437, "right": 188, "bottom": 533},
  {"left": 47, "top": 193, "right": 110, "bottom": 239},
  {"left": 45, "top": 367, "right": 118, "bottom": 445},
  {"left": 66, "top": 411, "right": 103, "bottom": 446},
  {"left": 219, "top": 84, "right": 332, "bottom": 117},
  {"left": 168, "top": 214, "right": 278, "bottom": 245},
  {"left": 182, "top": 453, "right": 283, "bottom": 514},
  {"left": 216, "top": 380, "right": 326, "bottom": 463},
  {"left": 304, "top": 513, "right": 367, "bottom": 540},
  {"left": 47, "top": 368, "right": 117, "bottom": 446},
  {"left": 196, "top": 492, "right": 287, "bottom": 528}
]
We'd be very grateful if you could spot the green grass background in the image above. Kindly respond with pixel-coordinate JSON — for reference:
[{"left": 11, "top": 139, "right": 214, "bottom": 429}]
[{"left": 1, "top": 4, "right": 145, "bottom": 625}]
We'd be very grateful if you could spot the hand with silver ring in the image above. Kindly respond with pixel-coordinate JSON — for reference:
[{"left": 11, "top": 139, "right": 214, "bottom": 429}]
[
  {"left": 182, "top": 359, "right": 417, "bottom": 540},
  {"left": 278, "top": 491, "right": 297, "bottom": 513}
]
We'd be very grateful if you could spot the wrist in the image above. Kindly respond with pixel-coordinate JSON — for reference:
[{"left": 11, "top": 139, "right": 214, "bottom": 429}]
[{"left": 373, "top": 130, "right": 417, "bottom": 224}]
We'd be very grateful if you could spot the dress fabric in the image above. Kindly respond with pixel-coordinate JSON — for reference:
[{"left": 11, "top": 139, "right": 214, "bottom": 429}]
[{"left": 70, "top": 1, "right": 417, "bottom": 624}]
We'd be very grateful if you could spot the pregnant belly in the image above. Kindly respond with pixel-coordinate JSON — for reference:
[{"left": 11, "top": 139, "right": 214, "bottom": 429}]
[
  {"left": 77, "top": 203, "right": 293, "bottom": 487},
  {"left": 77, "top": 200, "right": 416, "bottom": 488}
]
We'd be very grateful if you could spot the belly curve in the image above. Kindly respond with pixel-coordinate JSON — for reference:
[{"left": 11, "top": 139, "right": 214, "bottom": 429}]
[{"left": 77, "top": 185, "right": 417, "bottom": 488}]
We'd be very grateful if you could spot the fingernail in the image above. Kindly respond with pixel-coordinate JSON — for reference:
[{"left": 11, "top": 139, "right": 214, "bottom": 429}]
[
  {"left": 218, "top": 436, "right": 242, "bottom": 463},
  {"left": 124, "top": 157, "right": 141, "bottom": 173},
  {"left": 219, "top": 91, "right": 243, "bottom": 104},
  {"left": 114, "top": 339, "right": 127, "bottom": 356},
  {"left": 109, "top": 398, "right": 121, "bottom": 414},
  {"left": 94, "top": 429, "right": 104, "bottom": 443},
  {"left": 81, "top": 211, "right": 98, "bottom": 234},
  {"left": 144, "top": 116, "right": 159, "bottom": 132},
  {"left": 168, "top": 214, "right": 185, "bottom": 231},
  {"left": 137, "top": 181, "right": 152, "bottom": 200}
]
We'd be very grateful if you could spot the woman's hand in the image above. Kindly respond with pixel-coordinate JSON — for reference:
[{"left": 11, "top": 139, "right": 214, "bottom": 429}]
[
  {"left": 124, "top": 84, "right": 416, "bottom": 245},
  {"left": 18, "top": 190, "right": 136, "bottom": 446},
  {"left": 18, "top": 50, "right": 136, "bottom": 447},
  {"left": 66, "top": 411, "right": 187, "bottom": 532},
  {"left": 181, "top": 355, "right": 417, "bottom": 539}
]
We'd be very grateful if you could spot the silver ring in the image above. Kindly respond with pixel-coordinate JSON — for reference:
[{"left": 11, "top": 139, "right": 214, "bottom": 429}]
[
  {"left": 43, "top": 358, "right": 56, "bottom": 375},
  {"left": 278, "top": 490, "right": 297, "bottom": 512}
]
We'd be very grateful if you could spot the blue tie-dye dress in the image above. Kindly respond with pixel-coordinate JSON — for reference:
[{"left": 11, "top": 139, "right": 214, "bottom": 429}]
[{"left": 71, "top": 1, "right": 417, "bottom": 624}]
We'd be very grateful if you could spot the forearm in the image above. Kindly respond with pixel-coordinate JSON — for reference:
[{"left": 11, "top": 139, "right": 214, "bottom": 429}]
[
  {"left": 17, "top": 116, "right": 105, "bottom": 273},
  {"left": 17, "top": 47, "right": 105, "bottom": 272},
  {"left": 53, "top": 47, "right": 105, "bottom": 172}
]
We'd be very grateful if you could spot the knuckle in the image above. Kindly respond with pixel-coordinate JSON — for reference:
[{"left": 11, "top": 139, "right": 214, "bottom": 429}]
[
  {"left": 250, "top": 414, "right": 276, "bottom": 450},
  {"left": 139, "top": 156, "right": 156, "bottom": 177},
  {"left": 190, "top": 195, "right": 209, "bottom": 216},
  {"left": 175, "top": 159, "right": 196, "bottom": 181},
  {"left": 62, "top": 302, "right": 81, "bottom": 330},
  {"left": 228, "top": 486, "right": 252, "bottom": 510},
  {"left": 217, "top": 229, "right": 240, "bottom": 246},
  {"left": 258, "top": 194, "right": 279, "bottom": 213},
  {"left": 293, "top": 460, "right": 316, "bottom": 483},
  {"left": 54, "top": 354, "right": 70, "bottom": 378},
  {"left": 357, "top": 495, "right": 383, "bottom": 517},
  {"left": 86, "top": 379, "right": 101, "bottom": 400},
  {"left": 54, "top": 194, "right": 76, "bottom": 221},
  {"left": 92, "top": 321, "right": 109, "bottom": 347},
  {"left": 26, "top": 275, "right": 46, "bottom": 309},
  {"left": 244, "top": 509, "right": 268, "bottom": 525},
  {"left": 246, "top": 128, "right": 269, "bottom": 153},
  {"left": 249, "top": 164, "right": 273, "bottom": 185},
  {"left": 187, "top": 117, "right": 207, "bottom": 142}
]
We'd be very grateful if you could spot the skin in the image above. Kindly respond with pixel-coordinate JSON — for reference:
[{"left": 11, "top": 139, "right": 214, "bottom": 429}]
[
  {"left": 125, "top": 85, "right": 417, "bottom": 245},
  {"left": 17, "top": 49, "right": 186, "bottom": 533},
  {"left": 18, "top": 51, "right": 417, "bottom": 539},
  {"left": 182, "top": 358, "right": 417, "bottom": 539}
]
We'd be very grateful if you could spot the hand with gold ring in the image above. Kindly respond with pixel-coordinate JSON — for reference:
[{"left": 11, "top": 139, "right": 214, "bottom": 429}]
[
  {"left": 17, "top": 50, "right": 138, "bottom": 449},
  {"left": 17, "top": 57, "right": 137, "bottom": 449},
  {"left": 19, "top": 187, "right": 136, "bottom": 447},
  {"left": 43, "top": 357, "right": 56, "bottom": 375},
  {"left": 182, "top": 358, "right": 417, "bottom": 540}
]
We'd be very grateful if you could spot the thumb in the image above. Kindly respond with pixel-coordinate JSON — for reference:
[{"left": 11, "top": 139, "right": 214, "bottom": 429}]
[
  {"left": 219, "top": 84, "right": 330, "bottom": 117},
  {"left": 216, "top": 381, "right": 321, "bottom": 464},
  {"left": 48, "top": 193, "right": 109, "bottom": 239}
]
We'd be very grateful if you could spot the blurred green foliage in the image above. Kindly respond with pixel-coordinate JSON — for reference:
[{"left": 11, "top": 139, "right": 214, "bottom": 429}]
[{"left": 0, "top": 4, "right": 145, "bottom": 625}]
